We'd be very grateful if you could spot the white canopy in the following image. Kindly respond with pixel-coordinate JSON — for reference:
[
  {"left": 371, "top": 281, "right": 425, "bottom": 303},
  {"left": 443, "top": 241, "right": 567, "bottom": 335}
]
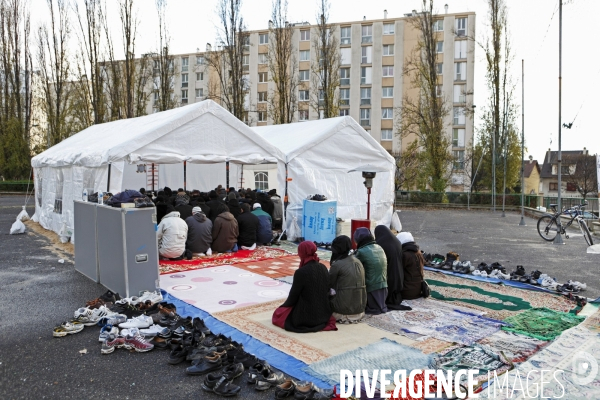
[
  {"left": 252, "top": 116, "right": 396, "bottom": 232},
  {"left": 31, "top": 100, "right": 284, "bottom": 238}
]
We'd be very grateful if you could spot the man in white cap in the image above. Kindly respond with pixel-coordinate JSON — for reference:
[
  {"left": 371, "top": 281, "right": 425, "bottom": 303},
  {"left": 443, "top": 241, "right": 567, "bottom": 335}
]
[
  {"left": 185, "top": 206, "right": 213, "bottom": 256},
  {"left": 252, "top": 203, "right": 273, "bottom": 245}
]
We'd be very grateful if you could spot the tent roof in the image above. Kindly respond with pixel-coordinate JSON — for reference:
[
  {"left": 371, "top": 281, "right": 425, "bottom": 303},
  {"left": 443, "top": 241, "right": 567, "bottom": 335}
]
[
  {"left": 32, "top": 100, "right": 285, "bottom": 168},
  {"left": 251, "top": 116, "right": 395, "bottom": 164}
]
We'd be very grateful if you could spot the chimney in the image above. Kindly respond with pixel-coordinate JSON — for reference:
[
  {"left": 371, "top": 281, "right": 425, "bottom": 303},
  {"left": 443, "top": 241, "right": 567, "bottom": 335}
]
[
  {"left": 445, "top": 4, "right": 448, "bottom": 14},
  {"left": 268, "top": 20, "right": 273, "bottom": 29},
  {"left": 363, "top": 16, "right": 366, "bottom": 21},
  {"left": 206, "top": 43, "right": 212, "bottom": 52},
  {"left": 529, "top": 155, "right": 533, "bottom": 163},
  {"left": 384, "top": 9, "right": 388, "bottom": 19},
  {"left": 584, "top": 147, "right": 588, "bottom": 155}
]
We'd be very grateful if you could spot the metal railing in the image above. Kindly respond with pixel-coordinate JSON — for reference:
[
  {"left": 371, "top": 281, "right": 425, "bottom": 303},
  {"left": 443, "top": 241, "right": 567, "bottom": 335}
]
[{"left": 0, "top": 181, "right": 34, "bottom": 192}]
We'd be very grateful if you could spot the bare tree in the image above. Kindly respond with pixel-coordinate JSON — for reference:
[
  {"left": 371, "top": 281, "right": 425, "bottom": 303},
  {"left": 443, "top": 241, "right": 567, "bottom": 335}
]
[
  {"left": 37, "top": 0, "right": 73, "bottom": 147},
  {"left": 205, "top": 0, "right": 248, "bottom": 120},
  {"left": 309, "top": 0, "right": 340, "bottom": 119},
  {"left": 564, "top": 154, "right": 598, "bottom": 200},
  {"left": 152, "top": 0, "right": 177, "bottom": 112},
  {"left": 266, "top": 0, "right": 297, "bottom": 124},
  {"left": 394, "top": 139, "right": 427, "bottom": 191},
  {"left": 398, "top": 0, "right": 451, "bottom": 192}
]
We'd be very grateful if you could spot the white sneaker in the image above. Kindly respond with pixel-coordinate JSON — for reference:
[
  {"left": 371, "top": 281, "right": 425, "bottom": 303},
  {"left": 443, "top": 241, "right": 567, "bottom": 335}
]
[
  {"left": 479, "top": 271, "right": 488, "bottom": 278},
  {"left": 137, "top": 290, "right": 163, "bottom": 305},
  {"left": 567, "top": 280, "right": 587, "bottom": 291},
  {"left": 541, "top": 277, "right": 558, "bottom": 289},
  {"left": 118, "top": 315, "right": 153, "bottom": 329},
  {"left": 140, "top": 324, "right": 170, "bottom": 337},
  {"left": 89, "top": 306, "right": 119, "bottom": 324},
  {"left": 73, "top": 307, "right": 95, "bottom": 325},
  {"left": 99, "top": 325, "right": 119, "bottom": 342},
  {"left": 496, "top": 271, "right": 510, "bottom": 280},
  {"left": 473, "top": 270, "right": 482, "bottom": 276},
  {"left": 120, "top": 327, "right": 141, "bottom": 337},
  {"left": 489, "top": 270, "right": 499, "bottom": 278}
]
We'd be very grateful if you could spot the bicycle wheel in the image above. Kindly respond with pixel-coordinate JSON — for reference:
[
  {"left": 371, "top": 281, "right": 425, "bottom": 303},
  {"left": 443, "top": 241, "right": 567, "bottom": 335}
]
[
  {"left": 537, "top": 215, "right": 558, "bottom": 241},
  {"left": 579, "top": 220, "right": 594, "bottom": 246}
]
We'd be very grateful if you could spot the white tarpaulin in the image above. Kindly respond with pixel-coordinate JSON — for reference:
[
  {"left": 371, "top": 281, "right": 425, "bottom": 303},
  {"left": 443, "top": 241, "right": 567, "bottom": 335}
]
[
  {"left": 252, "top": 117, "right": 396, "bottom": 232},
  {"left": 31, "top": 100, "right": 284, "bottom": 239}
]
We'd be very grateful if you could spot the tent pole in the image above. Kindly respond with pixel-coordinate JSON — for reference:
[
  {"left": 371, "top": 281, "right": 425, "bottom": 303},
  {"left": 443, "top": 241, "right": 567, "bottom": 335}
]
[
  {"left": 151, "top": 163, "right": 155, "bottom": 193},
  {"left": 367, "top": 187, "right": 371, "bottom": 220},
  {"left": 107, "top": 163, "right": 111, "bottom": 192},
  {"left": 183, "top": 161, "right": 187, "bottom": 191},
  {"left": 226, "top": 161, "right": 230, "bottom": 189},
  {"left": 240, "top": 164, "right": 244, "bottom": 189},
  {"left": 284, "top": 163, "right": 289, "bottom": 219}
]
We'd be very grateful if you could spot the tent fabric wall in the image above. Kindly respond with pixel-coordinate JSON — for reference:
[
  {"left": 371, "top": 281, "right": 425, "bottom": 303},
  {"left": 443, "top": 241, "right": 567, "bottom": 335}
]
[{"left": 252, "top": 117, "right": 396, "bottom": 233}]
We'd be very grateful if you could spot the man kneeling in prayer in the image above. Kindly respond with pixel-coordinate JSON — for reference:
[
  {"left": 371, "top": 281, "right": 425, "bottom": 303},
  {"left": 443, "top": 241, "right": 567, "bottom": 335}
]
[
  {"left": 157, "top": 207, "right": 188, "bottom": 260},
  {"left": 185, "top": 207, "right": 213, "bottom": 256}
]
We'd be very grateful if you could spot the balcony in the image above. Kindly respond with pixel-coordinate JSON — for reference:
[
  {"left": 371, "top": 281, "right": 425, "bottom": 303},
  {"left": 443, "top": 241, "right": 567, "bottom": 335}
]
[
  {"left": 360, "top": 119, "right": 370, "bottom": 127},
  {"left": 340, "top": 78, "right": 350, "bottom": 86},
  {"left": 360, "top": 99, "right": 371, "bottom": 105},
  {"left": 181, "top": 98, "right": 188, "bottom": 104},
  {"left": 361, "top": 36, "right": 372, "bottom": 44},
  {"left": 181, "top": 82, "right": 188, "bottom": 88},
  {"left": 340, "top": 99, "right": 349, "bottom": 106}
]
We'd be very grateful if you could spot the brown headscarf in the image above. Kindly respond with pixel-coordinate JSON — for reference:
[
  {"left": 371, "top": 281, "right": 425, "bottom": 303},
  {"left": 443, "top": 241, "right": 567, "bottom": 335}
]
[{"left": 298, "top": 241, "right": 319, "bottom": 268}]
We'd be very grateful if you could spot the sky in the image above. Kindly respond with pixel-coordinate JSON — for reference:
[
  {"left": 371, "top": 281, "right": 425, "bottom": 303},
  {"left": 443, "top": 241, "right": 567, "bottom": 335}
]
[{"left": 29, "top": 0, "right": 600, "bottom": 163}]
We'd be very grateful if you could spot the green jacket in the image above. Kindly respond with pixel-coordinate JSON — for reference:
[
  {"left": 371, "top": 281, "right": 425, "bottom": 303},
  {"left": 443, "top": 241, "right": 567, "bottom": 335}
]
[
  {"left": 329, "top": 255, "right": 367, "bottom": 316},
  {"left": 354, "top": 241, "right": 388, "bottom": 293}
]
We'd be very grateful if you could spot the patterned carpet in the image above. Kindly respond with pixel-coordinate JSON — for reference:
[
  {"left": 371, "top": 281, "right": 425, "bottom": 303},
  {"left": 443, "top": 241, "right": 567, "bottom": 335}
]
[{"left": 234, "top": 256, "right": 330, "bottom": 278}]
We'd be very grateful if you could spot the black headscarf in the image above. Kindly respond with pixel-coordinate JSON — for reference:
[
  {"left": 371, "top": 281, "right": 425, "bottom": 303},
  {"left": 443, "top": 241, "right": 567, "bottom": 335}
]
[
  {"left": 374, "top": 225, "right": 405, "bottom": 309},
  {"left": 354, "top": 227, "right": 374, "bottom": 249},
  {"left": 330, "top": 235, "right": 352, "bottom": 264}
]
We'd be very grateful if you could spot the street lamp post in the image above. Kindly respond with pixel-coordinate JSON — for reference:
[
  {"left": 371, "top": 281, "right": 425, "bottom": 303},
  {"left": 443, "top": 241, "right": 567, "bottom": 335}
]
[
  {"left": 519, "top": 59, "right": 526, "bottom": 226},
  {"left": 554, "top": 0, "right": 564, "bottom": 245}
]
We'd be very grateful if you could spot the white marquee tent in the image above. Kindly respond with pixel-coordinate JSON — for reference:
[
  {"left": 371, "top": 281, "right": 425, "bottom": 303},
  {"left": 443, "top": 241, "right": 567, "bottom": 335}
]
[
  {"left": 252, "top": 117, "right": 396, "bottom": 233},
  {"left": 31, "top": 100, "right": 284, "bottom": 238}
]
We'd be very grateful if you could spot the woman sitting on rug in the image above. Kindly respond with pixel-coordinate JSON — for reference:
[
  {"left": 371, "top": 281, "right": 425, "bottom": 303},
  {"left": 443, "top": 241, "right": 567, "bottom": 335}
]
[
  {"left": 272, "top": 241, "right": 336, "bottom": 333},
  {"left": 354, "top": 227, "right": 388, "bottom": 315},
  {"left": 328, "top": 235, "right": 367, "bottom": 323},
  {"left": 375, "top": 226, "right": 412, "bottom": 311},
  {"left": 396, "top": 232, "right": 425, "bottom": 300}
]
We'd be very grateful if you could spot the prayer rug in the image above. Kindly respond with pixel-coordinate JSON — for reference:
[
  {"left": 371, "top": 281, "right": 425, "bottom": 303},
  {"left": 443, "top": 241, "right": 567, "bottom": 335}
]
[
  {"left": 478, "top": 325, "right": 600, "bottom": 399},
  {"left": 410, "top": 337, "right": 455, "bottom": 355},
  {"left": 160, "top": 266, "right": 291, "bottom": 313},
  {"left": 424, "top": 271, "right": 578, "bottom": 320},
  {"left": 582, "top": 303, "right": 600, "bottom": 333},
  {"left": 159, "top": 247, "right": 293, "bottom": 274},
  {"left": 233, "top": 256, "right": 330, "bottom": 279},
  {"left": 366, "top": 298, "right": 504, "bottom": 346},
  {"left": 303, "top": 338, "right": 434, "bottom": 386},
  {"left": 501, "top": 307, "right": 585, "bottom": 341},
  {"left": 476, "top": 330, "right": 549, "bottom": 363},
  {"left": 430, "top": 344, "right": 513, "bottom": 389}
]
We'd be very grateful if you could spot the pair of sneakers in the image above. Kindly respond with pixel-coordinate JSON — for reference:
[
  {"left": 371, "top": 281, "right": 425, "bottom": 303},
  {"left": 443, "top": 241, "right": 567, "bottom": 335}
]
[
  {"left": 247, "top": 360, "right": 286, "bottom": 391},
  {"left": 201, "top": 363, "right": 245, "bottom": 396},
  {"left": 452, "top": 261, "right": 474, "bottom": 274},
  {"left": 74, "top": 305, "right": 120, "bottom": 326},
  {"left": 101, "top": 331, "right": 154, "bottom": 354},
  {"left": 275, "top": 380, "right": 332, "bottom": 400}
]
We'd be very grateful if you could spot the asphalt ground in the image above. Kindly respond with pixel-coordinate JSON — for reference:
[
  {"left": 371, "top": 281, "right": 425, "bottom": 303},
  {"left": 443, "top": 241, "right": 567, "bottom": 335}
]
[
  {"left": 0, "top": 195, "right": 276, "bottom": 400},
  {"left": 398, "top": 207, "right": 600, "bottom": 299}
]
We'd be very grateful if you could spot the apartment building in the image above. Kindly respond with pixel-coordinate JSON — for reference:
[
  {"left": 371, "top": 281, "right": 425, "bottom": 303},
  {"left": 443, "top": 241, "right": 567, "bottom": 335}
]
[{"left": 147, "top": 9, "right": 476, "bottom": 191}]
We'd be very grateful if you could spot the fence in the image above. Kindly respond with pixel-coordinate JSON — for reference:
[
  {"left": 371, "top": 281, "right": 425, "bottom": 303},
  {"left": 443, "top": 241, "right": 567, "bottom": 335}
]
[
  {"left": 0, "top": 181, "right": 34, "bottom": 192},
  {"left": 395, "top": 191, "right": 598, "bottom": 216}
]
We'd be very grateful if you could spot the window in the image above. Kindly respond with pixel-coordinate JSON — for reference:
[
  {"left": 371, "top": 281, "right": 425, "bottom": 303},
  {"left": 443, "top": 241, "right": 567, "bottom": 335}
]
[
  {"left": 361, "top": 25, "right": 373, "bottom": 43},
  {"left": 181, "top": 89, "right": 188, "bottom": 100},
  {"left": 258, "top": 53, "right": 268, "bottom": 64},
  {"left": 382, "top": 66, "right": 394, "bottom": 77},
  {"left": 196, "top": 72, "right": 204, "bottom": 81},
  {"left": 258, "top": 72, "right": 268, "bottom": 83},
  {"left": 181, "top": 73, "right": 188, "bottom": 87},
  {"left": 566, "top": 182, "right": 577, "bottom": 192},
  {"left": 453, "top": 107, "right": 465, "bottom": 125},
  {"left": 318, "top": 89, "right": 324, "bottom": 106},
  {"left": 360, "top": 67, "right": 372, "bottom": 84},
  {"left": 453, "top": 150, "right": 465, "bottom": 170},
  {"left": 360, "top": 108, "right": 371, "bottom": 126},
  {"left": 382, "top": 107, "right": 393, "bottom": 119},
  {"left": 453, "top": 85, "right": 466, "bottom": 103},
  {"left": 341, "top": 26, "right": 351, "bottom": 44},
  {"left": 436, "top": 41, "right": 444, "bottom": 53},
  {"left": 361, "top": 46, "right": 372, "bottom": 64},
  {"left": 455, "top": 17, "right": 467, "bottom": 36},
  {"left": 196, "top": 55, "right": 204, "bottom": 65},
  {"left": 455, "top": 62, "right": 466, "bottom": 81},
  {"left": 454, "top": 40, "right": 467, "bottom": 59},
  {"left": 259, "top": 33, "right": 269, "bottom": 44},
  {"left": 382, "top": 86, "right": 393, "bottom": 97},
  {"left": 360, "top": 87, "right": 371, "bottom": 105},
  {"left": 181, "top": 57, "right": 189, "bottom": 72},
  {"left": 452, "top": 128, "right": 465, "bottom": 147},
  {"left": 549, "top": 182, "right": 559, "bottom": 191},
  {"left": 299, "top": 70, "right": 309, "bottom": 81},
  {"left": 340, "top": 68, "right": 350, "bottom": 85},
  {"left": 242, "top": 54, "right": 249, "bottom": 66},
  {"left": 381, "top": 129, "right": 393, "bottom": 141},
  {"left": 53, "top": 169, "right": 64, "bottom": 214},
  {"left": 258, "top": 91, "right": 267, "bottom": 102},
  {"left": 242, "top": 35, "right": 250, "bottom": 51},
  {"left": 383, "top": 44, "right": 394, "bottom": 56},
  {"left": 300, "top": 29, "right": 310, "bottom": 41},
  {"left": 254, "top": 171, "right": 269, "bottom": 190},
  {"left": 299, "top": 110, "right": 309, "bottom": 121},
  {"left": 561, "top": 165, "right": 570, "bottom": 175},
  {"left": 258, "top": 111, "right": 267, "bottom": 122},
  {"left": 433, "top": 19, "right": 444, "bottom": 32},
  {"left": 383, "top": 23, "right": 395, "bottom": 35},
  {"left": 436, "top": 85, "right": 443, "bottom": 97},
  {"left": 436, "top": 63, "right": 443, "bottom": 75},
  {"left": 339, "top": 109, "right": 349, "bottom": 117},
  {"left": 341, "top": 48, "right": 351, "bottom": 65},
  {"left": 195, "top": 88, "right": 204, "bottom": 98},
  {"left": 300, "top": 50, "right": 310, "bottom": 61},
  {"left": 153, "top": 91, "right": 159, "bottom": 101},
  {"left": 299, "top": 90, "right": 309, "bottom": 101},
  {"left": 340, "top": 88, "right": 350, "bottom": 105}
]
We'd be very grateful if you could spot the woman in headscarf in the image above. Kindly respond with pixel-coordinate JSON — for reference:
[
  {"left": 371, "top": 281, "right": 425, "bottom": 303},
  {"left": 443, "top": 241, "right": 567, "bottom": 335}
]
[
  {"left": 396, "top": 232, "right": 425, "bottom": 300},
  {"left": 226, "top": 191, "right": 242, "bottom": 218},
  {"left": 375, "top": 226, "right": 412, "bottom": 311},
  {"left": 353, "top": 227, "right": 388, "bottom": 315},
  {"left": 329, "top": 235, "right": 367, "bottom": 323},
  {"left": 272, "top": 241, "right": 336, "bottom": 333}
]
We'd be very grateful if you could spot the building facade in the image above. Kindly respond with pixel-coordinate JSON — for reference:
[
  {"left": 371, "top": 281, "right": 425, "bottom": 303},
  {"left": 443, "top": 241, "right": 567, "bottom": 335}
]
[{"left": 145, "top": 10, "right": 476, "bottom": 191}]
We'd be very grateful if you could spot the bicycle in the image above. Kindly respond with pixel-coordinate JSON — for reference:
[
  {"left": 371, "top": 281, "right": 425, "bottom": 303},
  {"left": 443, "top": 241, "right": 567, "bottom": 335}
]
[{"left": 537, "top": 201, "right": 594, "bottom": 246}]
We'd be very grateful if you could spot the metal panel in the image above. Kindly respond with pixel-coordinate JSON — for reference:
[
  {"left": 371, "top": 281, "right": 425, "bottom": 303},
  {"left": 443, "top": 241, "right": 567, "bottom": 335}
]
[
  {"left": 97, "top": 205, "right": 127, "bottom": 296},
  {"left": 123, "top": 207, "right": 159, "bottom": 296},
  {"left": 73, "top": 200, "right": 99, "bottom": 282}
]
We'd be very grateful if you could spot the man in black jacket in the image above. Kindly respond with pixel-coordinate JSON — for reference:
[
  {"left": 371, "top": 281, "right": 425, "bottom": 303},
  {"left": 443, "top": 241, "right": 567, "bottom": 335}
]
[
  {"left": 236, "top": 203, "right": 259, "bottom": 250},
  {"left": 206, "top": 190, "right": 227, "bottom": 222}
]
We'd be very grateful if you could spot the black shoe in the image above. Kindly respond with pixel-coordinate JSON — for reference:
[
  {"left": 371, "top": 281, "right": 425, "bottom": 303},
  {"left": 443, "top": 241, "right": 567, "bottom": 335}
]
[
  {"left": 186, "top": 352, "right": 224, "bottom": 375},
  {"left": 202, "top": 333, "right": 229, "bottom": 347},
  {"left": 247, "top": 361, "right": 271, "bottom": 384},
  {"left": 193, "top": 317, "right": 212, "bottom": 336},
  {"left": 100, "top": 290, "right": 120, "bottom": 303},
  {"left": 185, "top": 249, "right": 193, "bottom": 260},
  {"left": 221, "top": 362, "right": 244, "bottom": 380},
  {"left": 168, "top": 345, "right": 190, "bottom": 365},
  {"left": 189, "top": 346, "right": 218, "bottom": 363},
  {"left": 275, "top": 379, "right": 296, "bottom": 399},
  {"left": 202, "top": 375, "right": 241, "bottom": 397},
  {"left": 254, "top": 368, "right": 285, "bottom": 391},
  {"left": 513, "top": 265, "right": 526, "bottom": 276},
  {"left": 294, "top": 382, "right": 333, "bottom": 400},
  {"left": 234, "top": 352, "right": 260, "bottom": 369}
]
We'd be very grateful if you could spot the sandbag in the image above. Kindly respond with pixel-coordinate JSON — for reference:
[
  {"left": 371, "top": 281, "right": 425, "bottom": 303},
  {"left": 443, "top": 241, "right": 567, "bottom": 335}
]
[
  {"left": 391, "top": 210, "right": 402, "bottom": 232},
  {"left": 287, "top": 216, "right": 302, "bottom": 242},
  {"left": 17, "top": 206, "right": 30, "bottom": 221},
  {"left": 10, "top": 219, "right": 26, "bottom": 234}
]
